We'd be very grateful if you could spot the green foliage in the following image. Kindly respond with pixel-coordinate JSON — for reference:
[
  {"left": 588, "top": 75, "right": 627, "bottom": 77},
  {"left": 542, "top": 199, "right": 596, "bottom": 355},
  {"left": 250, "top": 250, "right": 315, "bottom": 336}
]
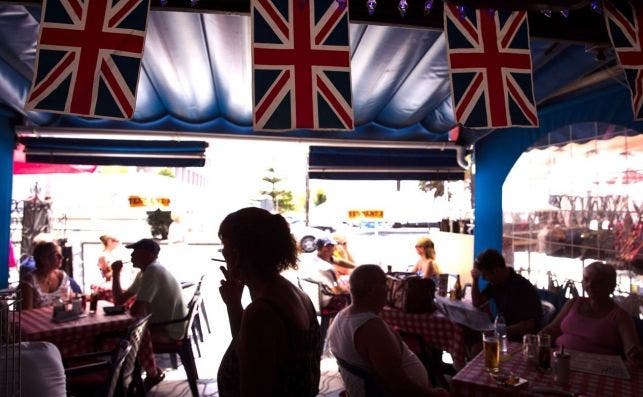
[
  {"left": 146, "top": 209, "right": 172, "bottom": 240},
  {"left": 158, "top": 168, "right": 175, "bottom": 178},
  {"left": 418, "top": 180, "right": 445, "bottom": 198},
  {"left": 314, "top": 189, "right": 327, "bottom": 206}
]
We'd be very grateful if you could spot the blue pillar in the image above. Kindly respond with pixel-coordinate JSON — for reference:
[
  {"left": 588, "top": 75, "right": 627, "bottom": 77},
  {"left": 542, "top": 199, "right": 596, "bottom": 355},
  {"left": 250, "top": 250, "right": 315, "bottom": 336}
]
[
  {"left": 472, "top": 84, "right": 643, "bottom": 257},
  {"left": 0, "top": 111, "right": 15, "bottom": 289}
]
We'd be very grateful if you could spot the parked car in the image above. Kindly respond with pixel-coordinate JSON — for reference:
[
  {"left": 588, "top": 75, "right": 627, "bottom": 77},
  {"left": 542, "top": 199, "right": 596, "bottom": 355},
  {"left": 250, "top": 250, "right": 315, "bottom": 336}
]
[{"left": 288, "top": 220, "right": 329, "bottom": 253}]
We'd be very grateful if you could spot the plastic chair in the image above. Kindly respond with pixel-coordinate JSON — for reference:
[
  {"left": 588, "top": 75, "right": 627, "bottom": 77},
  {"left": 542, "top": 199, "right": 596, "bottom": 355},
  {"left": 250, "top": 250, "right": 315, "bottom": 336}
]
[
  {"left": 335, "top": 356, "right": 392, "bottom": 397},
  {"left": 397, "top": 331, "right": 452, "bottom": 390},
  {"left": 299, "top": 277, "right": 349, "bottom": 351},
  {"left": 540, "top": 300, "right": 557, "bottom": 330},
  {"left": 151, "top": 293, "right": 201, "bottom": 397},
  {"left": 66, "top": 314, "right": 152, "bottom": 397},
  {"left": 194, "top": 274, "right": 212, "bottom": 340},
  {"left": 65, "top": 340, "right": 132, "bottom": 397}
]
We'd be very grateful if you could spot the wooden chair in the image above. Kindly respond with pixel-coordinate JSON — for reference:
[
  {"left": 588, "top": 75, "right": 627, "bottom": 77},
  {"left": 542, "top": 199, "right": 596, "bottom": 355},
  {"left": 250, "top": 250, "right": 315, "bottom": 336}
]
[{"left": 151, "top": 293, "right": 201, "bottom": 397}]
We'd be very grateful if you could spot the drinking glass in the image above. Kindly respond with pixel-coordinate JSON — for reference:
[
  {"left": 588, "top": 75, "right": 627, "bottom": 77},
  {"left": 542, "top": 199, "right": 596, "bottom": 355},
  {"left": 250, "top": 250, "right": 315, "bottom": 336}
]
[
  {"left": 482, "top": 330, "right": 500, "bottom": 373},
  {"left": 537, "top": 333, "right": 551, "bottom": 371},
  {"left": 522, "top": 334, "right": 538, "bottom": 364}
]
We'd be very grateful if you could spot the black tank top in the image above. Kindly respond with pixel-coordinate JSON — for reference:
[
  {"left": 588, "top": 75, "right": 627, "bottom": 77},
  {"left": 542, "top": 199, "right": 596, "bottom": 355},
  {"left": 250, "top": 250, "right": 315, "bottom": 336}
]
[{"left": 217, "top": 297, "right": 322, "bottom": 397}]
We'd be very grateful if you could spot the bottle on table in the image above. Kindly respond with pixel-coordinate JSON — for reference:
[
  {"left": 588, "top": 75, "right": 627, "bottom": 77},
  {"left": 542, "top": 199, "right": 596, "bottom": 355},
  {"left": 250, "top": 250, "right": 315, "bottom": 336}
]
[
  {"left": 494, "top": 313, "right": 508, "bottom": 354},
  {"left": 453, "top": 274, "right": 463, "bottom": 300}
]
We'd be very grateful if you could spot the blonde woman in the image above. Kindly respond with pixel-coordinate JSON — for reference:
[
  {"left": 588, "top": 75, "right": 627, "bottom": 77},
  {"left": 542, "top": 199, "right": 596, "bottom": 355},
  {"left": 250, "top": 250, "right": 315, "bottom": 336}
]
[
  {"left": 410, "top": 236, "right": 440, "bottom": 279},
  {"left": 97, "top": 234, "right": 120, "bottom": 282}
]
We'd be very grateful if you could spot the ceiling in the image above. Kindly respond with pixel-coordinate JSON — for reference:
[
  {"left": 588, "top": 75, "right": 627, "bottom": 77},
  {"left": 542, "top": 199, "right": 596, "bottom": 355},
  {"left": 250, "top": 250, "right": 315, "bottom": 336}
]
[{"left": 0, "top": 2, "right": 622, "bottom": 146}]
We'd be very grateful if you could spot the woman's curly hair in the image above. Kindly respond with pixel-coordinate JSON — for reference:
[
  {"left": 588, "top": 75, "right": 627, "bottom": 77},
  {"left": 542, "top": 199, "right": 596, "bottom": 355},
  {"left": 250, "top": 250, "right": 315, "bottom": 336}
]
[{"left": 218, "top": 207, "right": 298, "bottom": 276}]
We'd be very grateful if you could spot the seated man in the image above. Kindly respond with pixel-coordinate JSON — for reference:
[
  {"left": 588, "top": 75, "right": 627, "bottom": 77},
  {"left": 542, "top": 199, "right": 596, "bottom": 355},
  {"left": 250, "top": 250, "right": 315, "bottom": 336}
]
[
  {"left": 111, "top": 238, "right": 187, "bottom": 388},
  {"left": 20, "top": 341, "right": 66, "bottom": 397},
  {"left": 328, "top": 265, "right": 448, "bottom": 397},
  {"left": 471, "top": 249, "right": 541, "bottom": 341}
]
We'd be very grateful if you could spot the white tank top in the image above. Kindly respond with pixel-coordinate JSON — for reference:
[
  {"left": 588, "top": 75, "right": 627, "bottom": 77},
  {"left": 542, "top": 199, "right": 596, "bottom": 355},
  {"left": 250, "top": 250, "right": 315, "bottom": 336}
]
[{"left": 328, "top": 309, "right": 430, "bottom": 396}]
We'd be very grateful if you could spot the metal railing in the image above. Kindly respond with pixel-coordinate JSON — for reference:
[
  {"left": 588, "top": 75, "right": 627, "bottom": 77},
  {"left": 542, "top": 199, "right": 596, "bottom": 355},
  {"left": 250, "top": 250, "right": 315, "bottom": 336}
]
[{"left": 0, "top": 288, "right": 20, "bottom": 397}]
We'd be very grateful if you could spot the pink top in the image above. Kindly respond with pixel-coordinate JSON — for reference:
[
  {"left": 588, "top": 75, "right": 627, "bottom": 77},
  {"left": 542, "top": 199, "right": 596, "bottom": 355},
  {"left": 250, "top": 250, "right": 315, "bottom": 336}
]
[{"left": 556, "top": 298, "right": 627, "bottom": 355}]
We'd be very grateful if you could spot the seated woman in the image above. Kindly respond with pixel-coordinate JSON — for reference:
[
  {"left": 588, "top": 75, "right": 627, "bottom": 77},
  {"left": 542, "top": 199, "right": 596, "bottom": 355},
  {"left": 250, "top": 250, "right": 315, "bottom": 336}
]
[
  {"left": 409, "top": 236, "right": 440, "bottom": 279},
  {"left": 18, "top": 241, "right": 72, "bottom": 309},
  {"left": 542, "top": 261, "right": 642, "bottom": 366},
  {"left": 97, "top": 234, "right": 120, "bottom": 282}
]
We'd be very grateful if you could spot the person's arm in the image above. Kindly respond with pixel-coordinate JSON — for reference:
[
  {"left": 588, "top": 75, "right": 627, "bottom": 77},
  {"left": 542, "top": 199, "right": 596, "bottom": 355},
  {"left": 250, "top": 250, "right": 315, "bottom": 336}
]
[
  {"left": 236, "top": 300, "right": 281, "bottom": 397},
  {"left": 409, "top": 261, "right": 420, "bottom": 274},
  {"left": 470, "top": 269, "right": 488, "bottom": 308},
  {"left": 219, "top": 266, "right": 245, "bottom": 337},
  {"left": 541, "top": 298, "right": 576, "bottom": 341},
  {"left": 19, "top": 281, "right": 34, "bottom": 310},
  {"left": 97, "top": 255, "right": 112, "bottom": 281},
  {"left": 333, "top": 257, "right": 355, "bottom": 270},
  {"left": 111, "top": 261, "right": 136, "bottom": 305},
  {"left": 506, "top": 319, "right": 537, "bottom": 339},
  {"left": 615, "top": 309, "right": 643, "bottom": 367},
  {"left": 355, "top": 318, "right": 447, "bottom": 397}
]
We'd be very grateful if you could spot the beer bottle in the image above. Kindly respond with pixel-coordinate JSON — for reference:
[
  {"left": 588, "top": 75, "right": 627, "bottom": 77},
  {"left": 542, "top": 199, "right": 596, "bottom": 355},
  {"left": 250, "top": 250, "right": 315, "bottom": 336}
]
[{"left": 454, "top": 274, "right": 463, "bottom": 300}]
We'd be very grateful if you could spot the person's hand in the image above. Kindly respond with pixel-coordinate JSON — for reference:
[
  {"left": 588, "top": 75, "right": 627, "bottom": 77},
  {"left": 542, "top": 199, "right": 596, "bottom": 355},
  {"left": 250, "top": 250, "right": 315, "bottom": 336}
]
[
  {"left": 219, "top": 266, "right": 244, "bottom": 307},
  {"left": 111, "top": 260, "right": 123, "bottom": 274},
  {"left": 470, "top": 268, "right": 480, "bottom": 280}
]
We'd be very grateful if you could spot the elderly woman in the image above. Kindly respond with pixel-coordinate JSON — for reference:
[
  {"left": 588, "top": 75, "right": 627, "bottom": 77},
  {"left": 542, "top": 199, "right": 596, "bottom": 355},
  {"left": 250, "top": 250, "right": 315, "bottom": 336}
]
[
  {"left": 410, "top": 236, "right": 440, "bottom": 279},
  {"left": 19, "top": 241, "right": 71, "bottom": 309},
  {"left": 216, "top": 207, "right": 322, "bottom": 397},
  {"left": 542, "top": 261, "right": 642, "bottom": 366}
]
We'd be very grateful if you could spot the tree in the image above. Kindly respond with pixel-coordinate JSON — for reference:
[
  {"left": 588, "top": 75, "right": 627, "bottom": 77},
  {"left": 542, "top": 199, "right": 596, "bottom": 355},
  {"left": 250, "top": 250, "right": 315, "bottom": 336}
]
[
  {"left": 314, "top": 188, "right": 327, "bottom": 206},
  {"left": 418, "top": 180, "right": 445, "bottom": 198},
  {"left": 260, "top": 167, "right": 294, "bottom": 212}
]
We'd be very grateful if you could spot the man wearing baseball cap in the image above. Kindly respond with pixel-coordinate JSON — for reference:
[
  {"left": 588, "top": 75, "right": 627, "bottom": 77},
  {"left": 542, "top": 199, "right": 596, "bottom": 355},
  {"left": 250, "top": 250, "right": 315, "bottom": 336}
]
[{"left": 111, "top": 238, "right": 187, "bottom": 389}]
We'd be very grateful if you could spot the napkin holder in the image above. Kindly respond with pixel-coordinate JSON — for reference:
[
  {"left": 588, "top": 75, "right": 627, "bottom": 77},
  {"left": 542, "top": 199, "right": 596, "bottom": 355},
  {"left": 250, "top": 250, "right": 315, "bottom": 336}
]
[{"left": 52, "top": 299, "right": 85, "bottom": 323}]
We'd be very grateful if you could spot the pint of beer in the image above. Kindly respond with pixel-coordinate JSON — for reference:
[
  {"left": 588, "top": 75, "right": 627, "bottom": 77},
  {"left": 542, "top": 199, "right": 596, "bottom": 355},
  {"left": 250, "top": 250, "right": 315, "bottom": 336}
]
[{"left": 483, "top": 331, "right": 500, "bottom": 373}]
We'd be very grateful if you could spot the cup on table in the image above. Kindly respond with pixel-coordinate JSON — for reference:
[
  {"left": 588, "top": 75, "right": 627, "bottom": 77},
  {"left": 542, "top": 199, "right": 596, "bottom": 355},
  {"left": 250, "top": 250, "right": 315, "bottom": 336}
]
[
  {"left": 537, "top": 333, "right": 552, "bottom": 371},
  {"left": 482, "top": 330, "right": 500, "bottom": 373},
  {"left": 522, "top": 334, "right": 538, "bottom": 364},
  {"left": 552, "top": 351, "right": 571, "bottom": 385}
]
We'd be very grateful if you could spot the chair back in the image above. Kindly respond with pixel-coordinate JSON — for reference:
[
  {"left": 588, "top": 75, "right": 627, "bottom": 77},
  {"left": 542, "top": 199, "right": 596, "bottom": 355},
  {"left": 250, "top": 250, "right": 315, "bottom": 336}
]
[
  {"left": 121, "top": 314, "right": 152, "bottom": 393},
  {"left": 183, "top": 292, "right": 202, "bottom": 338},
  {"left": 540, "top": 300, "right": 556, "bottom": 330},
  {"left": 299, "top": 277, "right": 323, "bottom": 315},
  {"left": 335, "top": 356, "right": 392, "bottom": 397},
  {"left": 106, "top": 340, "right": 132, "bottom": 397}
]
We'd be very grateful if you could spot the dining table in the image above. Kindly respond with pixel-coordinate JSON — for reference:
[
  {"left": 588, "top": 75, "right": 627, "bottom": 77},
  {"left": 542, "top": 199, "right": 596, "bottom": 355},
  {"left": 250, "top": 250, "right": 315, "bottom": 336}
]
[
  {"left": 379, "top": 305, "right": 467, "bottom": 369},
  {"left": 451, "top": 342, "right": 643, "bottom": 397},
  {"left": 20, "top": 300, "right": 135, "bottom": 357}
]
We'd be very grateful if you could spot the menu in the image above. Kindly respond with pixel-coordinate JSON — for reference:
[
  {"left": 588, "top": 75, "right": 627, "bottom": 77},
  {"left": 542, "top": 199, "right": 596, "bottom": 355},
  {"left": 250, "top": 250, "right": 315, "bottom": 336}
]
[
  {"left": 435, "top": 296, "right": 494, "bottom": 331},
  {"left": 568, "top": 349, "right": 630, "bottom": 379}
]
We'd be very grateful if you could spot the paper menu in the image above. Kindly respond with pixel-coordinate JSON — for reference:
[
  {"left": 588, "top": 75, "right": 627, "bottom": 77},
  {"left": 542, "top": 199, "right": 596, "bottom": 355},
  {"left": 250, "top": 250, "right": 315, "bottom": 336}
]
[{"left": 568, "top": 349, "right": 630, "bottom": 379}]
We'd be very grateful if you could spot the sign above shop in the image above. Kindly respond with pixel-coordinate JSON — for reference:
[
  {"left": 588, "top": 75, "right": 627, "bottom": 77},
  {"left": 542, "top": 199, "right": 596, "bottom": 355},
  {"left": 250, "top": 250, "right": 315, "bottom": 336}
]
[
  {"left": 128, "top": 196, "right": 171, "bottom": 208},
  {"left": 348, "top": 210, "right": 384, "bottom": 219}
]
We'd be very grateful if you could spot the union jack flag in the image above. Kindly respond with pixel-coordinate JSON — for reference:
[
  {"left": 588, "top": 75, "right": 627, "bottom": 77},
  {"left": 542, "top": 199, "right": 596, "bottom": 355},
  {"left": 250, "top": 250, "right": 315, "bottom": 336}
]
[
  {"left": 444, "top": 5, "right": 538, "bottom": 129},
  {"left": 25, "top": 0, "right": 151, "bottom": 119},
  {"left": 251, "top": 0, "right": 354, "bottom": 131},
  {"left": 604, "top": 0, "right": 643, "bottom": 120}
]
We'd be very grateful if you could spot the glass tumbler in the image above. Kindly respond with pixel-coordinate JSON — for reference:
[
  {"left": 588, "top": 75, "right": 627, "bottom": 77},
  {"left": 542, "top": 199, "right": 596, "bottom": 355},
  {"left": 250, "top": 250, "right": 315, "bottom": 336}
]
[
  {"left": 537, "top": 333, "right": 552, "bottom": 371},
  {"left": 522, "top": 334, "right": 538, "bottom": 364}
]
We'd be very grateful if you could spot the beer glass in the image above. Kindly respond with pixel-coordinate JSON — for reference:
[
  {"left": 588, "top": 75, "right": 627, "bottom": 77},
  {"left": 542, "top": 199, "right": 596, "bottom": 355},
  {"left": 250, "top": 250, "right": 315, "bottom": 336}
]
[{"left": 483, "top": 330, "right": 500, "bottom": 373}]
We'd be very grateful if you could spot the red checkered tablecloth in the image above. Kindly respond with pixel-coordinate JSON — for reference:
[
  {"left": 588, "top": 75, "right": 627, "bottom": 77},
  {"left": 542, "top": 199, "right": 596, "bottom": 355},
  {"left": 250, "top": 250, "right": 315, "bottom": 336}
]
[
  {"left": 379, "top": 306, "right": 467, "bottom": 369},
  {"left": 20, "top": 300, "right": 134, "bottom": 356},
  {"left": 19, "top": 300, "right": 158, "bottom": 375},
  {"left": 451, "top": 342, "right": 643, "bottom": 397}
]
